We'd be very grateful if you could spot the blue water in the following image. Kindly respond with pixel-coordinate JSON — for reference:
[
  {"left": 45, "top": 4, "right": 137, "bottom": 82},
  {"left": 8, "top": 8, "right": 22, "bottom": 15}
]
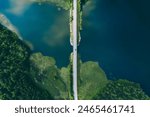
[
  {"left": 0, "top": 0, "right": 150, "bottom": 95},
  {"left": 80, "top": 0, "right": 150, "bottom": 95}
]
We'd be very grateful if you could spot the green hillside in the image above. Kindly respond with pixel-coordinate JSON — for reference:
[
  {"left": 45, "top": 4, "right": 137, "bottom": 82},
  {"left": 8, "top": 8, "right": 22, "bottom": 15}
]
[
  {"left": 0, "top": 24, "right": 149, "bottom": 100},
  {"left": 0, "top": 24, "right": 53, "bottom": 99}
]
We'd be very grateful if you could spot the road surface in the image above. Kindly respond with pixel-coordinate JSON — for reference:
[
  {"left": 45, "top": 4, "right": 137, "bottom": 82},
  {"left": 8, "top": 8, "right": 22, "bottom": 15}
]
[{"left": 72, "top": 0, "right": 78, "bottom": 100}]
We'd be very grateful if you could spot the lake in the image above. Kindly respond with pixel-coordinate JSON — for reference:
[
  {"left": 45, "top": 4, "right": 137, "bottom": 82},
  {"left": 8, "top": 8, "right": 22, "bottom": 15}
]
[{"left": 0, "top": 0, "right": 150, "bottom": 95}]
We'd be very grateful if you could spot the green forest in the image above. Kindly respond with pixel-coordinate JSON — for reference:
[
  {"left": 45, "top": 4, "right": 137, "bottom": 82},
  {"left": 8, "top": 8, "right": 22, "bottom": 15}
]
[{"left": 0, "top": 23, "right": 149, "bottom": 100}]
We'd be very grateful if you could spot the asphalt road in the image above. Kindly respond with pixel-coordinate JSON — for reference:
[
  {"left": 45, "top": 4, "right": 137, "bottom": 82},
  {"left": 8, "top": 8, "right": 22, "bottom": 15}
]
[{"left": 73, "top": 0, "right": 78, "bottom": 100}]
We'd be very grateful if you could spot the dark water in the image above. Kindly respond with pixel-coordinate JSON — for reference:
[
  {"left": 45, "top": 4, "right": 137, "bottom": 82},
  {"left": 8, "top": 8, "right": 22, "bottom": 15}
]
[
  {"left": 0, "top": 0, "right": 150, "bottom": 95},
  {"left": 0, "top": 3, "right": 72, "bottom": 67},
  {"left": 80, "top": 0, "right": 150, "bottom": 95}
]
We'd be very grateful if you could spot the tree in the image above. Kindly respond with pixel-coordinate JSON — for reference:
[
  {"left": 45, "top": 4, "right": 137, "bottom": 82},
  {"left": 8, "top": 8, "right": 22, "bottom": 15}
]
[
  {"left": 30, "top": 53, "right": 68, "bottom": 99},
  {"left": 34, "top": 0, "right": 90, "bottom": 40},
  {"left": 94, "top": 79, "right": 149, "bottom": 100},
  {"left": 78, "top": 61, "right": 108, "bottom": 99},
  {"left": 35, "top": 0, "right": 89, "bottom": 10},
  {"left": 0, "top": 24, "right": 53, "bottom": 99}
]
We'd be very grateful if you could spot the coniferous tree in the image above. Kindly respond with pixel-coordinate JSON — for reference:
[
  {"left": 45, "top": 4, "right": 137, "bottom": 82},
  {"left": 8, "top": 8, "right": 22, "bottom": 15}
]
[{"left": 0, "top": 24, "right": 53, "bottom": 99}]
